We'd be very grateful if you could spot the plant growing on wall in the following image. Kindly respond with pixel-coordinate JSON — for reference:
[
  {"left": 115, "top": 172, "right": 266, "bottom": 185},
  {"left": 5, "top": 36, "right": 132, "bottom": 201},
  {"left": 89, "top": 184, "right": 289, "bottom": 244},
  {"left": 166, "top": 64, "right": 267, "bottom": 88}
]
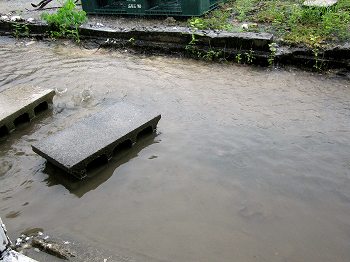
[{"left": 13, "top": 23, "right": 30, "bottom": 38}]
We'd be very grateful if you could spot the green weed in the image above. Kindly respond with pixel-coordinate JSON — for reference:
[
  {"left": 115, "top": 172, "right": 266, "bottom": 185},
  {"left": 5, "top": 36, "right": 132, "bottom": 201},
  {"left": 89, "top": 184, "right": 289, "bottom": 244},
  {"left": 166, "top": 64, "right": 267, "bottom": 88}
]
[
  {"left": 191, "top": 0, "right": 349, "bottom": 45},
  {"left": 235, "top": 53, "right": 242, "bottom": 64},
  {"left": 233, "top": 0, "right": 258, "bottom": 21},
  {"left": 128, "top": 37, "right": 136, "bottom": 45},
  {"left": 268, "top": 42, "right": 278, "bottom": 66},
  {"left": 256, "top": 0, "right": 350, "bottom": 44},
  {"left": 202, "top": 49, "right": 224, "bottom": 61},
  {"left": 41, "top": 0, "right": 87, "bottom": 42},
  {"left": 185, "top": 33, "right": 225, "bottom": 61},
  {"left": 13, "top": 23, "right": 29, "bottom": 38},
  {"left": 309, "top": 34, "right": 324, "bottom": 71},
  {"left": 244, "top": 49, "right": 255, "bottom": 64},
  {"left": 188, "top": 8, "right": 232, "bottom": 31}
]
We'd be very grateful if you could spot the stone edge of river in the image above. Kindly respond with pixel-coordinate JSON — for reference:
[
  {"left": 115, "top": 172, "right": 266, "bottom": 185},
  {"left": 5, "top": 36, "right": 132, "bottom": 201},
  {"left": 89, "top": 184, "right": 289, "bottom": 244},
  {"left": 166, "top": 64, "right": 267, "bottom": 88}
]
[{"left": 0, "top": 20, "right": 349, "bottom": 70}]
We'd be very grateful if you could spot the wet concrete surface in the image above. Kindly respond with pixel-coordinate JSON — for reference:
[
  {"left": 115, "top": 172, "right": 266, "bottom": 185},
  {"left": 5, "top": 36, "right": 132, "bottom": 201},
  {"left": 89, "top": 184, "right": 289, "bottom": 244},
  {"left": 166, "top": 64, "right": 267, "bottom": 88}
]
[
  {"left": 0, "top": 86, "right": 54, "bottom": 136},
  {"left": 33, "top": 102, "right": 161, "bottom": 178},
  {"left": 0, "top": 36, "right": 350, "bottom": 262}
]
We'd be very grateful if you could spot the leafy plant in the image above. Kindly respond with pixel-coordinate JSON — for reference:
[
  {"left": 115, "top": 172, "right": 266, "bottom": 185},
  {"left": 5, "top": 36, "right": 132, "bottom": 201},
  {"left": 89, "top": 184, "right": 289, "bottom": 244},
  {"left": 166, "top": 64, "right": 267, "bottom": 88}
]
[
  {"left": 235, "top": 53, "right": 242, "bottom": 64},
  {"left": 309, "top": 34, "right": 323, "bottom": 71},
  {"left": 185, "top": 34, "right": 200, "bottom": 57},
  {"left": 244, "top": 49, "right": 255, "bottom": 64},
  {"left": 202, "top": 49, "right": 224, "bottom": 61},
  {"left": 13, "top": 23, "right": 29, "bottom": 38},
  {"left": 41, "top": 0, "right": 87, "bottom": 42},
  {"left": 189, "top": 18, "right": 206, "bottom": 30},
  {"left": 128, "top": 37, "right": 136, "bottom": 45},
  {"left": 185, "top": 33, "right": 225, "bottom": 61},
  {"left": 268, "top": 42, "right": 278, "bottom": 66}
]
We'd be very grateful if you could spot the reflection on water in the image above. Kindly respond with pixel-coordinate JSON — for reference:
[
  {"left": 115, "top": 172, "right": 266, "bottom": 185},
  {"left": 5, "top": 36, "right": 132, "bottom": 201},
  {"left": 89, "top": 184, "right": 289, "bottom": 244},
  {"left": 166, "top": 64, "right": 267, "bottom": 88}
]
[{"left": 0, "top": 37, "right": 350, "bottom": 262}]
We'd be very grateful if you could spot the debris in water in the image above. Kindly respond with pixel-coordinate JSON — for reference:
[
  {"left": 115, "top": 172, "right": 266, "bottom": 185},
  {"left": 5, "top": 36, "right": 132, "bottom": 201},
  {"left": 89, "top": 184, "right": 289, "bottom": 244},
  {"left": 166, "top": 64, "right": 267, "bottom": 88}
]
[
  {"left": 16, "top": 238, "right": 23, "bottom": 246},
  {"left": 32, "top": 237, "right": 76, "bottom": 260},
  {"left": 1, "top": 217, "right": 38, "bottom": 261},
  {"left": 22, "top": 243, "right": 31, "bottom": 249},
  {"left": 27, "top": 18, "right": 35, "bottom": 23}
]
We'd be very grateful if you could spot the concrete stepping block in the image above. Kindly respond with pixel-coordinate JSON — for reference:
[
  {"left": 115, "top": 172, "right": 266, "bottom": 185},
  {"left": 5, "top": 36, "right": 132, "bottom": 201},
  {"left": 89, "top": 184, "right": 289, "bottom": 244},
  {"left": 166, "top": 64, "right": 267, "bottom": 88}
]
[
  {"left": 0, "top": 86, "right": 55, "bottom": 138},
  {"left": 32, "top": 102, "right": 161, "bottom": 179},
  {"left": 303, "top": 0, "right": 338, "bottom": 7}
]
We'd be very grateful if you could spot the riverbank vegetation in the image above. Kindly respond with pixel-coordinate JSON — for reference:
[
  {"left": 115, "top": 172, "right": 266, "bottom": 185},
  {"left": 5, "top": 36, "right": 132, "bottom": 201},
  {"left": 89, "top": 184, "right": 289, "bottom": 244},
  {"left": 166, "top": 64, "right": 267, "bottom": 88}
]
[
  {"left": 41, "top": 0, "right": 87, "bottom": 42},
  {"left": 189, "top": 0, "right": 350, "bottom": 46}
]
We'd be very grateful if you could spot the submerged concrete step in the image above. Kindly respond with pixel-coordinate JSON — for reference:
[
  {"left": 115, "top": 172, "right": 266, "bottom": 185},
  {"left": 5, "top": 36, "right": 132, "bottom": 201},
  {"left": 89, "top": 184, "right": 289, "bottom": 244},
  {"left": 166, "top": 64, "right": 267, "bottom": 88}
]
[
  {"left": 32, "top": 102, "right": 161, "bottom": 179},
  {"left": 0, "top": 86, "right": 55, "bottom": 138}
]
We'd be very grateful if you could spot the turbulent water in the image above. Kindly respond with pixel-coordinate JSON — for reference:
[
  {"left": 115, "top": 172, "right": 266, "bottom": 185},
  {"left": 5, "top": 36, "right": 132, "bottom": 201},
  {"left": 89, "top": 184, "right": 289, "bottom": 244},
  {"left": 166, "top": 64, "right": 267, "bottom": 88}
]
[{"left": 0, "top": 36, "right": 350, "bottom": 262}]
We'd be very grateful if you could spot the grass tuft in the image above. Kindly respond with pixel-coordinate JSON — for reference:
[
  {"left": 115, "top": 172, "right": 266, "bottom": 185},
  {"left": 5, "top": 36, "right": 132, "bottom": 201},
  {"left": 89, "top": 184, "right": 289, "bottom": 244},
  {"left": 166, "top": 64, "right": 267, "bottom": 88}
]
[{"left": 188, "top": 0, "right": 350, "bottom": 45}]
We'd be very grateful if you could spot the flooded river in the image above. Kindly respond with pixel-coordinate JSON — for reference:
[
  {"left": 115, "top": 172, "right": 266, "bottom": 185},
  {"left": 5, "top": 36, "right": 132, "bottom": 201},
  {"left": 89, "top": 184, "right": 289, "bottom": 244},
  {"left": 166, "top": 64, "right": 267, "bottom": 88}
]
[{"left": 0, "top": 36, "right": 350, "bottom": 262}]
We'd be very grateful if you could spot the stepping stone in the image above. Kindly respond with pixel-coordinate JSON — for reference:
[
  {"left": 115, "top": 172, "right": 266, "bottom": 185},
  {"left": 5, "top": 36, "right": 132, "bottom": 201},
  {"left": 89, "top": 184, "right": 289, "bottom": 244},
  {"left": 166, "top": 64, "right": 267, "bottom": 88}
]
[
  {"left": 0, "top": 86, "right": 55, "bottom": 138},
  {"left": 303, "top": 0, "right": 338, "bottom": 7},
  {"left": 32, "top": 102, "right": 161, "bottom": 179}
]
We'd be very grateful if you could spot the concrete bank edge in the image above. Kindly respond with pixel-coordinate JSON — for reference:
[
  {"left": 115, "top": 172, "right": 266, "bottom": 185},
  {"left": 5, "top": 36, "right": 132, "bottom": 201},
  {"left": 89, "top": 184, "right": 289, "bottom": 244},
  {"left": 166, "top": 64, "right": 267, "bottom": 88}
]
[{"left": 0, "top": 21, "right": 349, "bottom": 69}]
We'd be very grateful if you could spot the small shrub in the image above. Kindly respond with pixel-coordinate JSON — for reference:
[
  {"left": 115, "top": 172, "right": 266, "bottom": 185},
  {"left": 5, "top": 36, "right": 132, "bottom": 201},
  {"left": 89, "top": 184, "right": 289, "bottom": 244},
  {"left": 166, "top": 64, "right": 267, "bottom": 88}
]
[
  {"left": 244, "top": 49, "right": 255, "bottom": 64},
  {"left": 13, "top": 23, "right": 29, "bottom": 38},
  {"left": 235, "top": 53, "right": 242, "bottom": 64},
  {"left": 41, "top": 0, "right": 87, "bottom": 42}
]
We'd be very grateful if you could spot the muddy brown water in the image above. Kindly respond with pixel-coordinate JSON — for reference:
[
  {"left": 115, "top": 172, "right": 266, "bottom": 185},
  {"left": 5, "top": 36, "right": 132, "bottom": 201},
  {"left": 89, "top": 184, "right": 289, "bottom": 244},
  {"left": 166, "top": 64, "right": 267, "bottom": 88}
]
[{"left": 0, "top": 36, "right": 350, "bottom": 262}]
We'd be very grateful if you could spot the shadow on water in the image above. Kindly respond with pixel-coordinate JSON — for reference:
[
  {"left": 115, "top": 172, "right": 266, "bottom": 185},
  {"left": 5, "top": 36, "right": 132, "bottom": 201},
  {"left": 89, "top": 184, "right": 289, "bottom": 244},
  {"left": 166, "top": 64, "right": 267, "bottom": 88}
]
[{"left": 43, "top": 132, "right": 159, "bottom": 198}]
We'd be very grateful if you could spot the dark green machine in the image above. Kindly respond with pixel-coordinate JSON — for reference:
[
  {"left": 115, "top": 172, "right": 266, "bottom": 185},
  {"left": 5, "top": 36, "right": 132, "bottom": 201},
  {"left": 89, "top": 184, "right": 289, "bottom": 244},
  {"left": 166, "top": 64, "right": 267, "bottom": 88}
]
[{"left": 81, "top": 0, "right": 226, "bottom": 16}]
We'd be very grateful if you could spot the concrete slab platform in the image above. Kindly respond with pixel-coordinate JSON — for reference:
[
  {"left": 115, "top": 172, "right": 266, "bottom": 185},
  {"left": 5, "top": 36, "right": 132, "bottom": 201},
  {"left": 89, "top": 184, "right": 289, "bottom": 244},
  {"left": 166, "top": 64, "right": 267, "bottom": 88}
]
[
  {"left": 32, "top": 102, "right": 161, "bottom": 179},
  {"left": 0, "top": 86, "right": 55, "bottom": 138}
]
